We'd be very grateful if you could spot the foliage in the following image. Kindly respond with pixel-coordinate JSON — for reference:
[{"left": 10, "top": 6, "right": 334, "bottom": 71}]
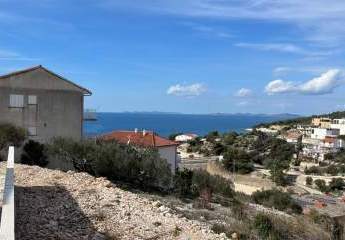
[
  {"left": 222, "top": 131, "right": 238, "bottom": 145},
  {"left": 252, "top": 189, "right": 302, "bottom": 214},
  {"left": 47, "top": 138, "right": 172, "bottom": 191},
  {"left": 254, "top": 214, "right": 274, "bottom": 240},
  {"left": 329, "top": 178, "right": 345, "bottom": 191},
  {"left": 0, "top": 123, "right": 26, "bottom": 159},
  {"left": 205, "top": 131, "right": 220, "bottom": 143},
  {"left": 191, "top": 169, "right": 234, "bottom": 199},
  {"left": 314, "top": 179, "right": 329, "bottom": 193},
  {"left": 21, "top": 140, "right": 48, "bottom": 167},
  {"left": 306, "top": 176, "right": 313, "bottom": 186},
  {"left": 304, "top": 166, "right": 322, "bottom": 175},
  {"left": 223, "top": 147, "right": 254, "bottom": 174},
  {"left": 174, "top": 169, "right": 234, "bottom": 202},
  {"left": 326, "top": 165, "right": 338, "bottom": 175},
  {"left": 173, "top": 168, "right": 193, "bottom": 197}
]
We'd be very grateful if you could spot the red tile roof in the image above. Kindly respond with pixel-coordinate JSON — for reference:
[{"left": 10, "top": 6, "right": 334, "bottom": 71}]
[{"left": 100, "top": 131, "right": 178, "bottom": 148}]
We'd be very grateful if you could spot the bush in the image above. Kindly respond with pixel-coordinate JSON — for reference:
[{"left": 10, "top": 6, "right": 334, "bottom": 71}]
[
  {"left": 47, "top": 138, "right": 172, "bottom": 191},
  {"left": 223, "top": 147, "right": 254, "bottom": 174},
  {"left": 254, "top": 214, "right": 273, "bottom": 239},
  {"left": 326, "top": 165, "right": 338, "bottom": 175},
  {"left": 21, "top": 140, "right": 48, "bottom": 167},
  {"left": 252, "top": 189, "right": 302, "bottom": 214},
  {"left": 329, "top": 178, "right": 345, "bottom": 191},
  {"left": 304, "top": 166, "right": 322, "bottom": 175},
  {"left": 314, "top": 179, "right": 329, "bottom": 193},
  {"left": 0, "top": 123, "right": 26, "bottom": 160},
  {"left": 173, "top": 168, "right": 193, "bottom": 197},
  {"left": 306, "top": 176, "right": 313, "bottom": 186},
  {"left": 192, "top": 169, "right": 234, "bottom": 199}
]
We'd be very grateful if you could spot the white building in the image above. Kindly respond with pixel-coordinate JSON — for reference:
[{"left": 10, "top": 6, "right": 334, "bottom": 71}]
[
  {"left": 310, "top": 128, "right": 339, "bottom": 140},
  {"left": 330, "top": 119, "right": 345, "bottom": 135},
  {"left": 175, "top": 133, "right": 198, "bottom": 142}
]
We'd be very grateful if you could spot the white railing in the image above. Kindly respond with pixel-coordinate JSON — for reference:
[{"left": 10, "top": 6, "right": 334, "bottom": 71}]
[{"left": 0, "top": 146, "right": 15, "bottom": 240}]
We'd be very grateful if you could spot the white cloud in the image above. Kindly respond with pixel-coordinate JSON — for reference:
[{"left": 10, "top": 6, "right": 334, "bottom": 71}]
[
  {"left": 235, "top": 43, "right": 306, "bottom": 54},
  {"left": 265, "top": 69, "right": 345, "bottom": 95},
  {"left": 235, "top": 88, "right": 252, "bottom": 97},
  {"left": 103, "top": 1, "right": 345, "bottom": 45},
  {"left": 167, "top": 83, "right": 206, "bottom": 97},
  {"left": 265, "top": 80, "right": 296, "bottom": 94}
]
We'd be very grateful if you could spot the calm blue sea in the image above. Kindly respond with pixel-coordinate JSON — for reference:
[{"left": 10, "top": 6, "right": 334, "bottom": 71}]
[{"left": 84, "top": 112, "right": 295, "bottom": 137}]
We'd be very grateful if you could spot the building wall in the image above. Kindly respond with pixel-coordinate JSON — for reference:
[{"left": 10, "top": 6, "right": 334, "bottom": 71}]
[
  {"left": 158, "top": 146, "right": 177, "bottom": 172},
  {"left": 331, "top": 123, "right": 345, "bottom": 135},
  {"left": 0, "top": 87, "right": 83, "bottom": 142}
]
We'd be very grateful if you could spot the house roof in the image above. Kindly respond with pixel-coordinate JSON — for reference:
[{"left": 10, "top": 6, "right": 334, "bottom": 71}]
[
  {"left": 0, "top": 65, "right": 92, "bottom": 95},
  {"left": 100, "top": 130, "right": 179, "bottom": 148}
]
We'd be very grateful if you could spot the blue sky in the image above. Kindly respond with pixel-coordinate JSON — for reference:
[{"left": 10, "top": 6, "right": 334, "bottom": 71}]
[{"left": 1, "top": 0, "right": 345, "bottom": 115}]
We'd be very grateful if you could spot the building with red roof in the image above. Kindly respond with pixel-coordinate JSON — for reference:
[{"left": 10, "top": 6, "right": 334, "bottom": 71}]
[{"left": 100, "top": 130, "right": 179, "bottom": 172}]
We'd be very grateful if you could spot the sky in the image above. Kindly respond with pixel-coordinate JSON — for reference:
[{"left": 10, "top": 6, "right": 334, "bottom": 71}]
[{"left": 1, "top": 0, "right": 345, "bottom": 115}]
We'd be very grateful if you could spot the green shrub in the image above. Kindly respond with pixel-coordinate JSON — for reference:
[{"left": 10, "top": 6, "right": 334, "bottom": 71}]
[
  {"left": 306, "top": 176, "right": 313, "bottom": 186},
  {"left": 314, "top": 179, "right": 329, "bottom": 192},
  {"left": 47, "top": 138, "right": 172, "bottom": 191},
  {"left": 173, "top": 168, "right": 193, "bottom": 197},
  {"left": 21, "top": 140, "right": 48, "bottom": 167},
  {"left": 223, "top": 147, "right": 254, "bottom": 174},
  {"left": 252, "top": 189, "right": 302, "bottom": 214},
  {"left": 0, "top": 123, "right": 26, "bottom": 160},
  {"left": 191, "top": 169, "right": 234, "bottom": 199},
  {"left": 326, "top": 165, "right": 338, "bottom": 175},
  {"left": 304, "top": 166, "right": 322, "bottom": 175},
  {"left": 329, "top": 178, "right": 345, "bottom": 191},
  {"left": 254, "top": 214, "right": 273, "bottom": 239}
]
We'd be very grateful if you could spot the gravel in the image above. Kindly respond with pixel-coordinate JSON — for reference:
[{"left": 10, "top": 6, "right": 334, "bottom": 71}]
[{"left": 14, "top": 164, "right": 229, "bottom": 240}]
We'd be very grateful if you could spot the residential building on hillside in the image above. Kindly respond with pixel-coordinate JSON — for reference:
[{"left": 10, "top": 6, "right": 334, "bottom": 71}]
[
  {"left": 0, "top": 65, "right": 91, "bottom": 142},
  {"left": 282, "top": 130, "right": 302, "bottom": 143},
  {"left": 175, "top": 133, "right": 198, "bottom": 142},
  {"left": 330, "top": 119, "right": 345, "bottom": 135},
  {"left": 311, "top": 128, "right": 339, "bottom": 140},
  {"left": 312, "top": 117, "right": 331, "bottom": 128},
  {"left": 100, "top": 130, "right": 179, "bottom": 172}
]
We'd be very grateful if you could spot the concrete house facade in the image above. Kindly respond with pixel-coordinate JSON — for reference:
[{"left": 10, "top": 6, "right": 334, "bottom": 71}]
[{"left": 0, "top": 65, "right": 91, "bottom": 142}]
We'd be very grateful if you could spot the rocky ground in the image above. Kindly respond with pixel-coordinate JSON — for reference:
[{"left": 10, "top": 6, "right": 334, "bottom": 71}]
[{"left": 14, "top": 164, "right": 229, "bottom": 240}]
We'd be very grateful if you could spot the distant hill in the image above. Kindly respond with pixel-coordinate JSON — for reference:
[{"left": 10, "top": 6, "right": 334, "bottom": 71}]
[{"left": 256, "top": 111, "right": 345, "bottom": 128}]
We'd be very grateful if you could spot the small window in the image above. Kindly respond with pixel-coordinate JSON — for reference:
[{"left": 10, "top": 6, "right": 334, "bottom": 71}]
[
  {"left": 9, "top": 94, "right": 24, "bottom": 108},
  {"left": 28, "top": 95, "right": 37, "bottom": 105},
  {"left": 28, "top": 127, "right": 37, "bottom": 136}
]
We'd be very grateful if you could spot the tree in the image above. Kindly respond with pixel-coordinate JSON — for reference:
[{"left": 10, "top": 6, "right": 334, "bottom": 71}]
[{"left": 223, "top": 147, "right": 254, "bottom": 174}]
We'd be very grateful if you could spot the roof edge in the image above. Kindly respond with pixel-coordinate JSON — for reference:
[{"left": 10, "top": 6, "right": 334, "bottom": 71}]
[{"left": 0, "top": 65, "right": 92, "bottom": 95}]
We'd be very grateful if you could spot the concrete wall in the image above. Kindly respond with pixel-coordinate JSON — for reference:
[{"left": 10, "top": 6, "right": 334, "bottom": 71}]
[
  {"left": 0, "top": 87, "right": 83, "bottom": 142},
  {"left": 158, "top": 146, "right": 177, "bottom": 172},
  {"left": 0, "top": 68, "right": 86, "bottom": 142}
]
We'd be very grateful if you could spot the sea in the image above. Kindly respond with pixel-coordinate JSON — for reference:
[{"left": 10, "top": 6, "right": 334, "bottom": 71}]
[{"left": 84, "top": 112, "right": 297, "bottom": 138}]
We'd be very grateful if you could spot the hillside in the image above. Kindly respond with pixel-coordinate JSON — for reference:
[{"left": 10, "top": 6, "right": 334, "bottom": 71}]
[
  {"left": 14, "top": 164, "right": 227, "bottom": 240},
  {"left": 12, "top": 163, "right": 330, "bottom": 240},
  {"left": 256, "top": 111, "right": 345, "bottom": 128}
]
